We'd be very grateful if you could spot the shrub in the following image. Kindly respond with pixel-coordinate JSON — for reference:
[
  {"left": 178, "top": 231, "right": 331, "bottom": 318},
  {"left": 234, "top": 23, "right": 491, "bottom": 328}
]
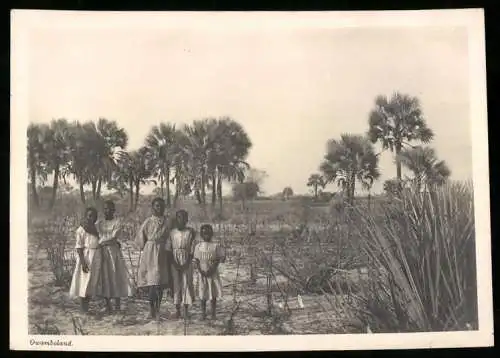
[{"left": 346, "top": 182, "right": 477, "bottom": 332}]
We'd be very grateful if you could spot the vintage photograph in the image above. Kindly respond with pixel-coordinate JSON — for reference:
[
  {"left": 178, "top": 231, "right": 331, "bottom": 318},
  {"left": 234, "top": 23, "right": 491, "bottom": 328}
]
[{"left": 10, "top": 9, "right": 493, "bottom": 351}]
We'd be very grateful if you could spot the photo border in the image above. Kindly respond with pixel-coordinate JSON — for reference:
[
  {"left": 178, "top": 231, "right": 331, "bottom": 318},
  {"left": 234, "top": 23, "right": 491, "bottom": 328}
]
[{"left": 9, "top": 9, "right": 493, "bottom": 351}]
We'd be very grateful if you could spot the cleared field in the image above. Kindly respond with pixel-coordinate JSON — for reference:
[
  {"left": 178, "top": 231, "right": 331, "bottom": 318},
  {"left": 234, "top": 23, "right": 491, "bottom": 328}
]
[{"left": 28, "top": 184, "right": 478, "bottom": 335}]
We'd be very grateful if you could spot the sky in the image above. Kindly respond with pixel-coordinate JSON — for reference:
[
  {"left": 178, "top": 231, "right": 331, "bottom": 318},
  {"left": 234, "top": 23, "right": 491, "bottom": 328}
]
[{"left": 26, "top": 17, "right": 472, "bottom": 196}]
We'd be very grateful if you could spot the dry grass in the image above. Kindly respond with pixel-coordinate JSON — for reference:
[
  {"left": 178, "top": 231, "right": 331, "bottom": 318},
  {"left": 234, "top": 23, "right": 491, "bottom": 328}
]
[{"left": 27, "top": 186, "right": 477, "bottom": 335}]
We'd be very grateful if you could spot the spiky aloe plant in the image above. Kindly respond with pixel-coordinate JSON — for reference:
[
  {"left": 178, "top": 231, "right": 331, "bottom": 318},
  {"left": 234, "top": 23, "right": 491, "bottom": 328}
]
[{"left": 350, "top": 181, "right": 477, "bottom": 332}]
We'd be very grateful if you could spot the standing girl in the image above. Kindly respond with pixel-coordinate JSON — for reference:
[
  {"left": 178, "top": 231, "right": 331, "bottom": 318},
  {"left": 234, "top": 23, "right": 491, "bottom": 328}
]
[
  {"left": 69, "top": 207, "right": 101, "bottom": 313},
  {"left": 136, "top": 198, "right": 173, "bottom": 320},
  {"left": 95, "top": 200, "right": 135, "bottom": 313},
  {"left": 193, "top": 224, "right": 226, "bottom": 320},
  {"left": 167, "top": 209, "right": 196, "bottom": 319}
]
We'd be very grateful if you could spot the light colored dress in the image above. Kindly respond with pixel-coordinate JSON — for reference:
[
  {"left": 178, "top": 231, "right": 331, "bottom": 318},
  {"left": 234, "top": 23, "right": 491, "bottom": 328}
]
[
  {"left": 194, "top": 241, "right": 226, "bottom": 301},
  {"left": 69, "top": 226, "right": 100, "bottom": 299},
  {"left": 136, "top": 216, "right": 172, "bottom": 289},
  {"left": 167, "top": 228, "right": 196, "bottom": 305},
  {"left": 94, "top": 218, "right": 135, "bottom": 298}
]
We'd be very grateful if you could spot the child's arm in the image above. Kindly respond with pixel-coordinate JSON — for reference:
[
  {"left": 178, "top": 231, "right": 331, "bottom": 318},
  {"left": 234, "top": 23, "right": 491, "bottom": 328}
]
[
  {"left": 75, "top": 228, "right": 89, "bottom": 273},
  {"left": 192, "top": 243, "right": 201, "bottom": 271},
  {"left": 189, "top": 227, "right": 197, "bottom": 261},
  {"left": 135, "top": 219, "right": 148, "bottom": 251}
]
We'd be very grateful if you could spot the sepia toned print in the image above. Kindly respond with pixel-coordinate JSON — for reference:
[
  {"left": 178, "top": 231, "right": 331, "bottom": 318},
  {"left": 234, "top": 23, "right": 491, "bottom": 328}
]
[{"left": 10, "top": 9, "right": 493, "bottom": 351}]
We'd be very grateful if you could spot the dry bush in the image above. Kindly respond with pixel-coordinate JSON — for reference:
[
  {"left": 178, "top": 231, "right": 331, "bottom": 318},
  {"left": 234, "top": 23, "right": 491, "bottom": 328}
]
[
  {"left": 29, "top": 215, "right": 79, "bottom": 288},
  {"left": 327, "top": 182, "right": 478, "bottom": 333}
]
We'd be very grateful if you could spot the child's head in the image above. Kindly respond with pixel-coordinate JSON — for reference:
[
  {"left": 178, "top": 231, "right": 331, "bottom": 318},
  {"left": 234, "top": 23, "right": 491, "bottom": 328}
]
[
  {"left": 175, "top": 209, "right": 188, "bottom": 229},
  {"left": 200, "top": 224, "right": 214, "bottom": 242},
  {"left": 103, "top": 200, "right": 115, "bottom": 220},
  {"left": 84, "top": 207, "right": 98, "bottom": 225},
  {"left": 151, "top": 197, "right": 165, "bottom": 216}
]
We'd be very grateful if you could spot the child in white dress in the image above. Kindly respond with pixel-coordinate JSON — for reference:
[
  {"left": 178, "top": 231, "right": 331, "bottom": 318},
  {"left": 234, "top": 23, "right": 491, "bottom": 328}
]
[
  {"left": 69, "top": 207, "right": 101, "bottom": 313},
  {"left": 95, "top": 200, "right": 134, "bottom": 313},
  {"left": 193, "top": 224, "right": 226, "bottom": 320},
  {"left": 166, "top": 209, "right": 196, "bottom": 319}
]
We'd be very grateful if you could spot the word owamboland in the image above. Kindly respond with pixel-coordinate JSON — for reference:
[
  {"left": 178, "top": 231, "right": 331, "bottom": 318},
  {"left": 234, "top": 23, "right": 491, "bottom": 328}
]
[{"left": 30, "top": 339, "right": 73, "bottom": 347}]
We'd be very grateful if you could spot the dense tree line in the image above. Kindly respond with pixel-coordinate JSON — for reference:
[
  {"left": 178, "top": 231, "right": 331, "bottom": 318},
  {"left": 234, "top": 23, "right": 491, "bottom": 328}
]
[{"left": 27, "top": 117, "right": 253, "bottom": 212}]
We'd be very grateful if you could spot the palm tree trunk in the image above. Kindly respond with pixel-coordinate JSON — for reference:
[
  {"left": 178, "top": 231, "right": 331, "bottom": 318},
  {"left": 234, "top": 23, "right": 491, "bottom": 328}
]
[
  {"left": 29, "top": 163, "right": 39, "bottom": 208},
  {"left": 91, "top": 179, "right": 97, "bottom": 200},
  {"left": 160, "top": 172, "right": 164, "bottom": 198},
  {"left": 96, "top": 177, "right": 102, "bottom": 200},
  {"left": 217, "top": 172, "right": 223, "bottom": 214},
  {"left": 79, "top": 179, "right": 86, "bottom": 204},
  {"left": 134, "top": 180, "right": 140, "bottom": 211},
  {"left": 49, "top": 162, "right": 60, "bottom": 209},
  {"left": 173, "top": 175, "right": 180, "bottom": 207},
  {"left": 211, "top": 172, "right": 217, "bottom": 206},
  {"left": 395, "top": 142, "right": 402, "bottom": 180},
  {"left": 165, "top": 168, "right": 171, "bottom": 208},
  {"left": 129, "top": 177, "right": 134, "bottom": 212},
  {"left": 201, "top": 172, "right": 207, "bottom": 205},
  {"left": 350, "top": 172, "right": 356, "bottom": 205}
]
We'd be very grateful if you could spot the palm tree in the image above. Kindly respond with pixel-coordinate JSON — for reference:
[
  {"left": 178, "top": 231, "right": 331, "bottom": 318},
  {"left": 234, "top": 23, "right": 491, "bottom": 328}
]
[
  {"left": 66, "top": 121, "right": 90, "bottom": 204},
  {"left": 27, "top": 123, "right": 48, "bottom": 208},
  {"left": 181, "top": 119, "right": 218, "bottom": 206},
  {"left": 112, "top": 147, "right": 155, "bottom": 211},
  {"left": 90, "top": 118, "right": 128, "bottom": 200},
  {"left": 145, "top": 123, "right": 178, "bottom": 207},
  {"left": 307, "top": 173, "right": 326, "bottom": 199},
  {"left": 42, "top": 118, "right": 72, "bottom": 209},
  {"left": 397, "top": 145, "right": 451, "bottom": 192},
  {"left": 367, "top": 92, "right": 434, "bottom": 180},
  {"left": 210, "top": 117, "right": 252, "bottom": 213},
  {"left": 320, "top": 134, "right": 380, "bottom": 205}
]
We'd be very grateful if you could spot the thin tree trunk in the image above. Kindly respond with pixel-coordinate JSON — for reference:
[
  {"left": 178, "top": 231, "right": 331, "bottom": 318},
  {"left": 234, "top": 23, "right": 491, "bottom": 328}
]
[
  {"left": 211, "top": 172, "right": 217, "bottom": 206},
  {"left": 350, "top": 171, "right": 356, "bottom": 205},
  {"left": 96, "top": 177, "right": 102, "bottom": 200},
  {"left": 166, "top": 168, "right": 171, "bottom": 208},
  {"left": 29, "top": 163, "right": 39, "bottom": 208},
  {"left": 217, "top": 172, "right": 223, "bottom": 214},
  {"left": 134, "top": 180, "right": 140, "bottom": 211},
  {"left": 129, "top": 177, "right": 134, "bottom": 212},
  {"left": 160, "top": 172, "right": 164, "bottom": 198},
  {"left": 201, "top": 172, "right": 206, "bottom": 205},
  {"left": 91, "top": 179, "right": 97, "bottom": 200},
  {"left": 79, "top": 179, "right": 86, "bottom": 204},
  {"left": 314, "top": 184, "right": 318, "bottom": 199},
  {"left": 173, "top": 176, "right": 179, "bottom": 207},
  {"left": 395, "top": 142, "right": 402, "bottom": 181},
  {"left": 49, "top": 163, "right": 60, "bottom": 209}
]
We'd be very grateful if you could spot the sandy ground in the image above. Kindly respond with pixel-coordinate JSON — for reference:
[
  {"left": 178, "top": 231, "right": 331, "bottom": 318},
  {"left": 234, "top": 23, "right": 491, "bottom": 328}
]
[{"left": 28, "top": 240, "right": 358, "bottom": 336}]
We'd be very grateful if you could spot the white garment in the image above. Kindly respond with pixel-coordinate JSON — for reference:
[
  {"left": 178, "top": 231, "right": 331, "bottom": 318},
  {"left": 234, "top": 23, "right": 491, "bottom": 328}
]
[{"left": 68, "top": 226, "right": 100, "bottom": 298}]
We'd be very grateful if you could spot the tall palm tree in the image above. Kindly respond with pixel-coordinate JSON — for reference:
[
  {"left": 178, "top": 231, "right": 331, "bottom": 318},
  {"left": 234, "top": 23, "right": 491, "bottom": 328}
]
[
  {"left": 66, "top": 121, "right": 90, "bottom": 204},
  {"left": 181, "top": 119, "right": 219, "bottom": 206},
  {"left": 320, "top": 134, "right": 380, "bottom": 205},
  {"left": 27, "top": 123, "right": 48, "bottom": 208},
  {"left": 42, "top": 118, "right": 72, "bottom": 209},
  {"left": 112, "top": 147, "right": 155, "bottom": 211},
  {"left": 367, "top": 92, "right": 434, "bottom": 180},
  {"left": 145, "top": 123, "right": 178, "bottom": 207},
  {"left": 90, "top": 118, "right": 128, "bottom": 200},
  {"left": 307, "top": 173, "right": 326, "bottom": 199},
  {"left": 210, "top": 117, "right": 252, "bottom": 212},
  {"left": 398, "top": 145, "right": 451, "bottom": 192}
]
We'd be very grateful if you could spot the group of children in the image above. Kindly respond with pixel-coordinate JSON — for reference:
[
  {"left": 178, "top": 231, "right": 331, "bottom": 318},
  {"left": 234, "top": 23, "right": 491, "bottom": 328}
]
[{"left": 69, "top": 197, "right": 226, "bottom": 321}]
